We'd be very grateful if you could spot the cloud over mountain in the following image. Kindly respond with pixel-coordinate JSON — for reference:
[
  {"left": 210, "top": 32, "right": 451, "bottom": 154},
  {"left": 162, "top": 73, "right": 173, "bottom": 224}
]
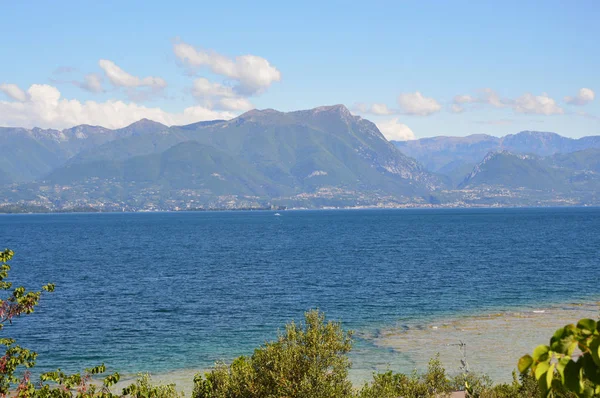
[
  {"left": 451, "top": 89, "right": 563, "bottom": 115},
  {"left": 397, "top": 92, "right": 441, "bottom": 116},
  {"left": 191, "top": 78, "right": 253, "bottom": 111},
  {"left": 513, "top": 92, "right": 564, "bottom": 115},
  {"left": 99, "top": 60, "right": 167, "bottom": 89},
  {"left": 173, "top": 41, "right": 281, "bottom": 95},
  {"left": 376, "top": 118, "right": 416, "bottom": 141},
  {"left": 0, "top": 83, "right": 234, "bottom": 129},
  {"left": 451, "top": 88, "right": 504, "bottom": 113},
  {"left": 352, "top": 103, "right": 394, "bottom": 115}
]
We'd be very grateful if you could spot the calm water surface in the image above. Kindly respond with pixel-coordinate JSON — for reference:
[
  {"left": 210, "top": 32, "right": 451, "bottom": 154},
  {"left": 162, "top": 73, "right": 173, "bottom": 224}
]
[{"left": 1, "top": 208, "right": 599, "bottom": 380}]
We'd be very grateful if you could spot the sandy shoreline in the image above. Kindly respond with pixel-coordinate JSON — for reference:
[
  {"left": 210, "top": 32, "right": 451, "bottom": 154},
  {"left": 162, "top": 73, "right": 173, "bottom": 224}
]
[
  {"left": 108, "top": 299, "right": 599, "bottom": 395},
  {"left": 369, "top": 300, "right": 599, "bottom": 383}
]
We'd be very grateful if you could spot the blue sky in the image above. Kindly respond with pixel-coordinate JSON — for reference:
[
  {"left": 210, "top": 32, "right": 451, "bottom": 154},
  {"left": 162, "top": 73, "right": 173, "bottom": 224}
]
[{"left": 1, "top": 0, "right": 598, "bottom": 139}]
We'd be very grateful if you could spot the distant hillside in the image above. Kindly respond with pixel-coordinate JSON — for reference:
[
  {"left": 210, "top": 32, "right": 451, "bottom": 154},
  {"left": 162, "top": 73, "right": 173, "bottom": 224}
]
[
  {"left": 47, "top": 141, "right": 275, "bottom": 197},
  {"left": 0, "top": 119, "right": 169, "bottom": 182},
  {"left": 393, "top": 131, "right": 600, "bottom": 187},
  {"left": 460, "top": 149, "right": 600, "bottom": 193},
  {"left": 65, "top": 105, "right": 441, "bottom": 192},
  {"left": 459, "top": 151, "right": 565, "bottom": 190},
  {"left": 1, "top": 105, "right": 445, "bottom": 209},
  {"left": 2, "top": 109, "right": 600, "bottom": 211}
]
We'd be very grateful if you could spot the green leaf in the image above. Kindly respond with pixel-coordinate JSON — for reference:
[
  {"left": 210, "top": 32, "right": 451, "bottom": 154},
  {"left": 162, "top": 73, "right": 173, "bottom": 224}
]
[
  {"left": 533, "top": 345, "right": 551, "bottom": 362},
  {"left": 577, "top": 319, "right": 597, "bottom": 335},
  {"left": 551, "top": 327, "right": 566, "bottom": 345},
  {"left": 535, "top": 361, "right": 550, "bottom": 380},
  {"left": 551, "top": 334, "right": 578, "bottom": 356},
  {"left": 564, "top": 324, "right": 579, "bottom": 337},
  {"left": 518, "top": 355, "right": 534, "bottom": 373},
  {"left": 556, "top": 356, "right": 571, "bottom": 383},
  {"left": 545, "top": 363, "right": 555, "bottom": 390}
]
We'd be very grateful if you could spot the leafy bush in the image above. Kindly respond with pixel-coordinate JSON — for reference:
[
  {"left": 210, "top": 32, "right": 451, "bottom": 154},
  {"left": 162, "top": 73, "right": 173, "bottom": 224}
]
[
  {"left": 0, "top": 248, "right": 57, "bottom": 396},
  {"left": 193, "top": 309, "right": 354, "bottom": 398},
  {"left": 357, "top": 356, "right": 453, "bottom": 397},
  {"left": 459, "top": 371, "right": 567, "bottom": 398},
  {"left": 519, "top": 318, "right": 600, "bottom": 397},
  {"left": 122, "top": 374, "right": 182, "bottom": 398}
]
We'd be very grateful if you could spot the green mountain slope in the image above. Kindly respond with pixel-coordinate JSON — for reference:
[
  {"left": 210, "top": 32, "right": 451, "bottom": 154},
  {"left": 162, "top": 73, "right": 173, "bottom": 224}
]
[
  {"left": 0, "top": 129, "right": 67, "bottom": 182},
  {"left": 47, "top": 141, "right": 275, "bottom": 197},
  {"left": 0, "top": 119, "right": 169, "bottom": 182},
  {"left": 47, "top": 105, "right": 443, "bottom": 201},
  {"left": 459, "top": 152, "right": 566, "bottom": 190},
  {"left": 460, "top": 149, "right": 600, "bottom": 193}
]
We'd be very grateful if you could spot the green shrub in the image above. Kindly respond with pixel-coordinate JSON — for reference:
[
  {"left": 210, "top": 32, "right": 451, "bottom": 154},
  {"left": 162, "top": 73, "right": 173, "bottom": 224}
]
[
  {"left": 122, "top": 374, "right": 183, "bottom": 398},
  {"left": 519, "top": 318, "right": 600, "bottom": 397},
  {"left": 356, "top": 355, "right": 453, "bottom": 398},
  {"left": 193, "top": 309, "right": 354, "bottom": 398}
]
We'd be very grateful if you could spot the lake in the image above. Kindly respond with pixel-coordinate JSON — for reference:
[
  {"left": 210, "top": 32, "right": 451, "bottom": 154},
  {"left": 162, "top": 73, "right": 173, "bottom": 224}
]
[{"left": 1, "top": 208, "right": 599, "bottom": 386}]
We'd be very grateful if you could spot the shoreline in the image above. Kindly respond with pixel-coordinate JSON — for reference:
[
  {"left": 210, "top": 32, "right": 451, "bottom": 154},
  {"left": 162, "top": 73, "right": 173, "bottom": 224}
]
[
  {"left": 367, "top": 299, "right": 600, "bottom": 383},
  {"left": 1, "top": 204, "right": 599, "bottom": 215},
  {"left": 105, "top": 297, "right": 599, "bottom": 395}
]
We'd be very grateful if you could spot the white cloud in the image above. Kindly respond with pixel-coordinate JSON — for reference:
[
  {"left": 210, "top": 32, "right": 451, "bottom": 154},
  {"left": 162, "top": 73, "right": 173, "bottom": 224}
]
[
  {"left": 78, "top": 73, "right": 104, "bottom": 93},
  {"left": 452, "top": 88, "right": 563, "bottom": 115},
  {"left": 0, "top": 83, "right": 28, "bottom": 102},
  {"left": 479, "top": 88, "right": 504, "bottom": 108},
  {"left": 452, "top": 88, "right": 504, "bottom": 110},
  {"left": 376, "top": 118, "right": 416, "bottom": 141},
  {"left": 513, "top": 93, "right": 564, "bottom": 115},
  {"left": 352, "top": 102, "right": 394, "bottom": 115},
  {"left": 99, "top": 59, "right": 167, "bottom": 89},
  {"left": 370, "top": 103, "right": 393, "bottom": 115},
  {"left": 192, "top": 78, "right": 236, "bottom": 99},
  {"left": 564, "top": 88, "right": 595, "bottom": 106},
  {"left": 217, "top": 97, "right": 254, "bottom": 111},
  {"left": 0, "top": 83, "right": 235, "bottom": 130},
  {"left": 397, "top": 91, "right": 441, "bottom": 116},
  {"left": 191, "top": 78, "right": 254, "bottom": 111},
  {"left": 173, "top": 41, "right": 281, "bottom": 94}
]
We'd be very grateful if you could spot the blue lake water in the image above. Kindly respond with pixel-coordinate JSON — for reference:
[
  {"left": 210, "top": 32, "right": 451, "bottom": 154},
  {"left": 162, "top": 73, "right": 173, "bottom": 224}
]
[{"left": 1, "top": 208, "right": 599, "bottom": 382}]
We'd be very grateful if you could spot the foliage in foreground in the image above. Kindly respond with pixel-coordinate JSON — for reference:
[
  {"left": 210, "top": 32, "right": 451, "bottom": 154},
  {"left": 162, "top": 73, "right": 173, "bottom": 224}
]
[
  {"left": 193, "top": 309, "right": 579, "bottom": 398},
  {"left": 193, "top": 310, "right": 354, "bottom": 398},
  {"left": 355, "top": 356, "right": 454, "bottom": 397},
  {"left": 519, "top": 318, "right": 600, "bottom": 397}
]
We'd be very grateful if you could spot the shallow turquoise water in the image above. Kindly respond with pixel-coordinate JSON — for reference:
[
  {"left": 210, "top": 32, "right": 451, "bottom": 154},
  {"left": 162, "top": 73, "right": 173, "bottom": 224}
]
[{"left": 1, "top": 208, "right": 599, "bottom": 380}]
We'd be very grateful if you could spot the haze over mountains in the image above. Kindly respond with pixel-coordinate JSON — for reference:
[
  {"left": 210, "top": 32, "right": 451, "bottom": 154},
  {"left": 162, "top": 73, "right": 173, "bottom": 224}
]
[{"left": 1, "top": 105, "right": 599, "bottom": 211}]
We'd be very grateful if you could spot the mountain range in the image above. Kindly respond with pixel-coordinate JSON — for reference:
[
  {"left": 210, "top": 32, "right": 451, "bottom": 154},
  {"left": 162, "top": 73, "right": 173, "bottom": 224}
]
[
  {"left": 1, "top": 105, "right": 599, "bottom": 211},
  {"left": 393, "top": 132, "right": 600, "bottom": 187}
]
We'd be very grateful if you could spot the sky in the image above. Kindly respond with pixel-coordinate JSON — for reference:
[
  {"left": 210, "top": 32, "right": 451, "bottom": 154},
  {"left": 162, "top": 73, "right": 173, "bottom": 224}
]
[{"left": 1, "top": 0, "right": 599, "bottom": 140}]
